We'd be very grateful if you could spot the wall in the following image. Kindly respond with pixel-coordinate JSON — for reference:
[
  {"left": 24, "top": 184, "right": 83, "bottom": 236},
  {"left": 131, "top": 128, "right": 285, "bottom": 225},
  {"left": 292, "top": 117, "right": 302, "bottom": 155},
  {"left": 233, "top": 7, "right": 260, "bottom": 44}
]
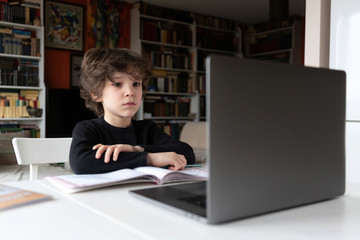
[
  {"left": 44, "top": 0, "right": 132, "bottom": 88},
  {"left": 306, "top": 0, "right": 360, "bottom": 182},
  {"left": 304, "top": 0, "right": 331, "bottom": 68},
  {"left": 330, "top": 0, "right": 360, "bottom": 182}
]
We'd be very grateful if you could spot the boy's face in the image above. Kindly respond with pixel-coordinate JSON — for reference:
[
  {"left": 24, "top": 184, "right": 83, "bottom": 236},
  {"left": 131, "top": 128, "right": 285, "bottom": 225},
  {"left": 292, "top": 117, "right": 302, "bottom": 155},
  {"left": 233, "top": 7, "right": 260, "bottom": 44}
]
[{"left": 96, "top": 71, "right": 143, "bottom": 127}]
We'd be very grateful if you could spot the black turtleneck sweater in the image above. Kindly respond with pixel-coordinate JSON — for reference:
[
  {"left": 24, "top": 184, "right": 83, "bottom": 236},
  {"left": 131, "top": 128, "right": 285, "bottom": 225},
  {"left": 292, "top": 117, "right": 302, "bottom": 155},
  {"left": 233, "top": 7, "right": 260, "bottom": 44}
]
[{"left": 70, "top": 117, "right": 195, "bottom": 174}]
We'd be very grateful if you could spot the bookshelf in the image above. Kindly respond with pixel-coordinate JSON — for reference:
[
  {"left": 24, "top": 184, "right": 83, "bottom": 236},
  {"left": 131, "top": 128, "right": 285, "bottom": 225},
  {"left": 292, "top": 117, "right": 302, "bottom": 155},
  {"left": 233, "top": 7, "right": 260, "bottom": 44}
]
[
  {"left": 0, "top": 0, "right": 44, "bottom": 138},
  {"left": 195, "top": 22, "right": 241, "bottom": 121},
  {"left": 244, "top": 17, "right": 303, "bottom": 64},
  {"left": 131, "top": 3, "right": 241, "bottom": 127}
]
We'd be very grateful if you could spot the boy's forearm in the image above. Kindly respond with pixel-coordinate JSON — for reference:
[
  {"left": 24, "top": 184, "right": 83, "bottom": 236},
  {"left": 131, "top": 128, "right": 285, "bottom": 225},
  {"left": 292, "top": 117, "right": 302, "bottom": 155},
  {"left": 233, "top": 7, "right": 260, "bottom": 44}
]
[
  {"left": 142, "top": 143, "right": 196, "bottom": 165},
  {"left": 134, "top": 145, "right": 144, "bottom": 152},
  {"left": 70, "top": 150, "right": 148, "bottom": 174}
]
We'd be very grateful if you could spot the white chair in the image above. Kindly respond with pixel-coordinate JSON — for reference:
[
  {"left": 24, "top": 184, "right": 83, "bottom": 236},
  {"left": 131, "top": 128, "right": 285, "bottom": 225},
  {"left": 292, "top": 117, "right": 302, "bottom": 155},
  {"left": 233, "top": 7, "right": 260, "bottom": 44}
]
[
  {"left": 180, "top": 121, "right": 207, "bottom": 163},
  {"left": 12, "top": 137, "right": 72, "bottom": 180}
]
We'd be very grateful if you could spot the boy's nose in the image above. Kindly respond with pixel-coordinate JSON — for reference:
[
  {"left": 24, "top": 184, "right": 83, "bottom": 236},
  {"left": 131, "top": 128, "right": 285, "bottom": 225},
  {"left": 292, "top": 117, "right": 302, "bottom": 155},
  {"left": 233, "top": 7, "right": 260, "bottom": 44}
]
[{"left": 124, "top": 85, "right": 135, "bottom": 96}]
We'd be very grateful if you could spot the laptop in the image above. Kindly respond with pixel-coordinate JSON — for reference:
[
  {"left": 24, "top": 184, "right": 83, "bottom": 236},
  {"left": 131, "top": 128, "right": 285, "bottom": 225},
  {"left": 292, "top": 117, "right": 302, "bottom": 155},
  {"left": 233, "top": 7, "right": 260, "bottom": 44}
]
[{"left": 130, "top": 55, "right": 346, "bottom": 224}]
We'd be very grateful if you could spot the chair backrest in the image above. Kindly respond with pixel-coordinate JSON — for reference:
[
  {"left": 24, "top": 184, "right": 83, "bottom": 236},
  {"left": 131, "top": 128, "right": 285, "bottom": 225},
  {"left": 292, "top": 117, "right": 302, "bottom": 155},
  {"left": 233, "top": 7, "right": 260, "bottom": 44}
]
[
  {"left": 180, "top": 121, "right": 206, "bottom": 149},
  {"left": 180, "top": 122, "right": 207, "bottom": 163},
  {"left": 12, "top": 137, "right": 72, "bottom": 180}
]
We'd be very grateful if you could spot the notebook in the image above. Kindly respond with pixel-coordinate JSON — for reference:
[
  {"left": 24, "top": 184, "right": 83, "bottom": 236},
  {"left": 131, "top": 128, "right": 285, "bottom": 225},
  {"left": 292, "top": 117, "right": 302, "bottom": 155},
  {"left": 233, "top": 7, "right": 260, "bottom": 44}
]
[{"left": 130, "top": 55, "right": 346, "bottom": 224}]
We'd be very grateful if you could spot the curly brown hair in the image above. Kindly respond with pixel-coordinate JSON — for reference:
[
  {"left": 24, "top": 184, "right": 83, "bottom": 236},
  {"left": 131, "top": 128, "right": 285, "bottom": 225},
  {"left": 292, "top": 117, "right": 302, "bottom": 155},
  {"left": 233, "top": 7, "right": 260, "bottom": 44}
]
[{"left": 80, "top": 48, "right": 153, "bottom": 117}]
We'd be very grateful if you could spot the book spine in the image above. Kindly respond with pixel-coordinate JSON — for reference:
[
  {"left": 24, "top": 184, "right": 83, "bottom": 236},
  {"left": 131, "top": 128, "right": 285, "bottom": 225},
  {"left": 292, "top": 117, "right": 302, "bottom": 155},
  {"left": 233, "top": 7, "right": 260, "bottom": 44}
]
[
  {"left": 0, "top": 58, "right": 39, "bottom": 87},
  {"left": 0, "top": 2, "right": 40, "bottom": 25},
  {"left": 143, "top": 96, "right": 191, "bottom": 118},
  {"left": 0, "top": 89, "right": 39, "bottom": 118}
]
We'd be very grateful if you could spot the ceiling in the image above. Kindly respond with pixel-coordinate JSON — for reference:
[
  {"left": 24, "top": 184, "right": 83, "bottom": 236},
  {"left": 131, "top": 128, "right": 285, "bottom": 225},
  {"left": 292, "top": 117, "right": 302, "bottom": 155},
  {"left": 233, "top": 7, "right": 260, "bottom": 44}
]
[{"left": 124, "top": 0, "right": 305, "bottom": 24}]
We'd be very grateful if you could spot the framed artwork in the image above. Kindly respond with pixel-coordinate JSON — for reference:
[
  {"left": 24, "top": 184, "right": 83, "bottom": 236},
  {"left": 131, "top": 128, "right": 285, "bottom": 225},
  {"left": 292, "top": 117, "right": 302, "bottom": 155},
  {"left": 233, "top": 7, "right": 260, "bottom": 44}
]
[
  {"left": 70, "top": 54, "right": 83, "bottom": 88},
  {"left": 45, "top": 1, "right": 84, "bottom": 51}
]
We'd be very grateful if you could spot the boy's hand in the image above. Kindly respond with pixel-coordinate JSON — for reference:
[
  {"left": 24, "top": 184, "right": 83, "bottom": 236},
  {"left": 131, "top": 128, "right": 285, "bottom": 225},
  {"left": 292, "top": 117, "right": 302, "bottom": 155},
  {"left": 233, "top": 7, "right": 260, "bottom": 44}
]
[
  {"left": 147, "top": 152, "right": 187, "bottom": 171},
  {"left": 93, "top": 144, "right": 144, "bottom": 163}
]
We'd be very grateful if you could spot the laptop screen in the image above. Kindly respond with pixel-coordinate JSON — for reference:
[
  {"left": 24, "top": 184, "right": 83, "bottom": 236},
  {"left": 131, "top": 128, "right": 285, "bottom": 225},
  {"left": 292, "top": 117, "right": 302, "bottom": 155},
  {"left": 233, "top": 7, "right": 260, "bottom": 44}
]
[{"left": 206, "top": 55, "right": 346, "bottom": 223}]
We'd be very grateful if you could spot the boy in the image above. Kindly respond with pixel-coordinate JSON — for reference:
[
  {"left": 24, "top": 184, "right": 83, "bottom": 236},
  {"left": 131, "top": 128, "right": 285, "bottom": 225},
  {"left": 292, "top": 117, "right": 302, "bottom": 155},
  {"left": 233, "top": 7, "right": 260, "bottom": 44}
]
[{"left": 70, "top": 48, "right": 195, "bottom": 174}]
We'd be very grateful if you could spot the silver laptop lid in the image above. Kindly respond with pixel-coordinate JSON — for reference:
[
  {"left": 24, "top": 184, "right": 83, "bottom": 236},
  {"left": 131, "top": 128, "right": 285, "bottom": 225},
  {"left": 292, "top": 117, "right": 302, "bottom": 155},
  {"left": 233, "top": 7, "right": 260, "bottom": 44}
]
[{"left": 206, "top": 55, "right": 346, "bottom": 224}]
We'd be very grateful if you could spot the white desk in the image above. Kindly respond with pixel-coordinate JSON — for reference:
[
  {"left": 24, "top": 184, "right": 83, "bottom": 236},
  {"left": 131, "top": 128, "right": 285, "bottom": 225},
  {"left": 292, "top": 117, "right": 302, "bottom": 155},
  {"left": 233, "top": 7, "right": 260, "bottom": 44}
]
[
  {"left": 2, "top": 181, "right": 360, "bottom": 240},
  {"left": 0, "top": 181, "right": 146, "bottom": 240}
]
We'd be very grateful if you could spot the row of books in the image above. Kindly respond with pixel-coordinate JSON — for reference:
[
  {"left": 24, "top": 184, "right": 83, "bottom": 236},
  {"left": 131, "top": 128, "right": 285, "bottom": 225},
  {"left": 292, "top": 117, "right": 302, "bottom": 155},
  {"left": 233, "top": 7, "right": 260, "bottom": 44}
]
[
  {"left": 0, "top": 58, "right": 39, "bottom": 87},
  {"left": 158, "top": 122, "right": 182, "bottom": 140},
  {"left": 0, "top": 26, "right": 40, "bottom": 56},
  {"left": 0, "top": 1, "right": 41, "bottom": 26},
  {"left": 0, "top": 98, "right": 32, "bottom": 118},
  {"left": 246, "top": 30, "right": 292, "bottom": 55},
  {"left": 193, "top": 14, "right": 238, "bottom": 31},
  {"left": 144, "top": 96, "right": 191, "bottom": 118},
  {"left": 141, "top": 20, "right": 193, "bottom": 46},
  {"left": 197, "top": 74, "right": 206, "bottom": 94},
  {"left": 0, "top": 122, "right": 40, "bottom": 137},
  {"left": 135, "top": 1, "right": 193, "bottom": 23},
  {"left": 144, "top": 47, "right": 192, "bottom": 70},
  {"left": 0, "top": 35, "right": 40, "bottom": 56},
  {"left": 136, "top": 1, "right": 238, "bottom": 31},
  {"left": 251, "top": 52, "right": 291, "bottom": 63},
  {"left": 148, "top": 72, "right": 196, "bottom": 94},
  {"left": 0, "top": 89, "right": 39, "bottom": 118},
  {"left": 247, "top": 16, "right": 301, "bottom": 34},
  {"left": 141, "top": 21, "right": 238, "bottom": 52},
  {"left": 196, "top": 28, "right": 239, "bottom": 52}
]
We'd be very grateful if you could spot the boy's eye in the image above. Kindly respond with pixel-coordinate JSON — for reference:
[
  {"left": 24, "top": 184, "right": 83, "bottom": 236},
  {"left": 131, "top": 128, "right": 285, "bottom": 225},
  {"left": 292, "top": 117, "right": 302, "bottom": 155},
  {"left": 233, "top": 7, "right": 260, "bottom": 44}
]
[
  {"left": 112, "top": 82, "right": 122, "bottom": 87},
  {"left": 133, "top": 82, "right": 142, "bottom": 87}
]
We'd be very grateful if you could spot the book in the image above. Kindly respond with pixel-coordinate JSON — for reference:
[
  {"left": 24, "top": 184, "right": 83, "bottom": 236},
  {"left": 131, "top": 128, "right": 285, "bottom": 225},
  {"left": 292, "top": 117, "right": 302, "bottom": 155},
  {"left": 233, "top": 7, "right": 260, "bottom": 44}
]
[
  {"left": 0, "top": 184, "right": 52, "bottom": 211},
  {"left": 45, "top": 166, "right": 208, "bottom": 194}
]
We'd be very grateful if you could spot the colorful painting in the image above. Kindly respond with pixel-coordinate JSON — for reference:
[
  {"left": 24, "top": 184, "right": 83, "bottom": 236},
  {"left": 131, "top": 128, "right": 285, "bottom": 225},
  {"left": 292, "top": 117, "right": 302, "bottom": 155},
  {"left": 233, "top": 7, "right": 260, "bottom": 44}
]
[
  {"left": 45, "top": 1, "right": 84, "bottom": 51},
  {"left": 86, "top": 0, "right": 131, "bottom": 50}
]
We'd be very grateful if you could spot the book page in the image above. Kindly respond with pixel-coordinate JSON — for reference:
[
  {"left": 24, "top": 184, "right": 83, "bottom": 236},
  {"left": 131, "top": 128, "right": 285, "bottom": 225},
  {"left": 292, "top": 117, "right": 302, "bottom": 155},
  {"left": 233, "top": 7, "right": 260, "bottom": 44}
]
[
  {"left": 46, "top": 168, "right": 154, "bottom": 189},
  {"left": 134, "top": 166, "right": 208, "bottom": 184},
  {"left": 134, "top": 166, "right": 174, "bottom": 181},
  {"left": 161, "top": 168, "right": 208, "bottom": 184}
]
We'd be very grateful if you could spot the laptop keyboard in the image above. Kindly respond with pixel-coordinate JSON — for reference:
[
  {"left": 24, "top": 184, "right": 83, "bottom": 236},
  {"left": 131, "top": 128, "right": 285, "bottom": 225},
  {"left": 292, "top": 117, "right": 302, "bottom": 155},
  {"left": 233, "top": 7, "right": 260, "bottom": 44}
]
[{"left": 178, "top": 194, "right": 206, "bottom": 209}]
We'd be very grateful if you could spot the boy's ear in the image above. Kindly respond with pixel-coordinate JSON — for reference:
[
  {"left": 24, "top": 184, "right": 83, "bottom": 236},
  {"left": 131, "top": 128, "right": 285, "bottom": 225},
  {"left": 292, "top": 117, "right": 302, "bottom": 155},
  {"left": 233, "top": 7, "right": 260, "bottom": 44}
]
[{"left": 90, "top": 92, "right": 102, "bottom": 102}]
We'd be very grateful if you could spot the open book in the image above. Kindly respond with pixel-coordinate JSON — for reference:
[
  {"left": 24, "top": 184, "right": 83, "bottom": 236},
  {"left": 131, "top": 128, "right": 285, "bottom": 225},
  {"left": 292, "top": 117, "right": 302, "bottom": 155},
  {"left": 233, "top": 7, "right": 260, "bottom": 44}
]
[{"left": 45, "top": 166, "right": 208, "bottom": 194}]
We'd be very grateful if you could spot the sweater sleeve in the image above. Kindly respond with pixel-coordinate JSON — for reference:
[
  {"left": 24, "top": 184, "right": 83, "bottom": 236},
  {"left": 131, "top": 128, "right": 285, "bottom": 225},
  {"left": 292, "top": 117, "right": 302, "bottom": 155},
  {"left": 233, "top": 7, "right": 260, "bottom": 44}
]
[
  {"left": 140, "top": 122, "right": 196, "bottom": 165},
  {"left": 69, "top": 122, "right": 148, "bottom": 174}
]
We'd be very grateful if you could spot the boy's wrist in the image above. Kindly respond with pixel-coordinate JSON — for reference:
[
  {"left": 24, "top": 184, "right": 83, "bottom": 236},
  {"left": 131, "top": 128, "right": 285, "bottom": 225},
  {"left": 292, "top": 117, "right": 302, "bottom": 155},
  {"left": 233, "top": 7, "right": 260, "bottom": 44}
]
[
  {"left": 146, "top": 153, "right": 153, "bottom": 166},
  {"left": 134, "top": 146, "right": 144, "bottom": 152}
]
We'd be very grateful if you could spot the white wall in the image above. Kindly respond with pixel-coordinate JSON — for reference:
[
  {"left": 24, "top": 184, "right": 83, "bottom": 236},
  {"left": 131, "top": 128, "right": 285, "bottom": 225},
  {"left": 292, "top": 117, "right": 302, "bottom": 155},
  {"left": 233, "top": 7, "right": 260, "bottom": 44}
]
[
  {"left": 304, "top": 0, "right": 331, "bottom": 68},
  {"left": 329, "top": 0, "right": 360, "bottom": 182}
]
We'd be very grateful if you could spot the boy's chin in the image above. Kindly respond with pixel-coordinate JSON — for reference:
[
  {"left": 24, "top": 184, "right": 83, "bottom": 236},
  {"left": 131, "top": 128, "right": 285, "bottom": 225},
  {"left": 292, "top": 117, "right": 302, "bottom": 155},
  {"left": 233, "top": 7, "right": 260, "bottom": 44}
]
[{"left": 119, "top": 111, "right": 137, "bottom": 119}]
